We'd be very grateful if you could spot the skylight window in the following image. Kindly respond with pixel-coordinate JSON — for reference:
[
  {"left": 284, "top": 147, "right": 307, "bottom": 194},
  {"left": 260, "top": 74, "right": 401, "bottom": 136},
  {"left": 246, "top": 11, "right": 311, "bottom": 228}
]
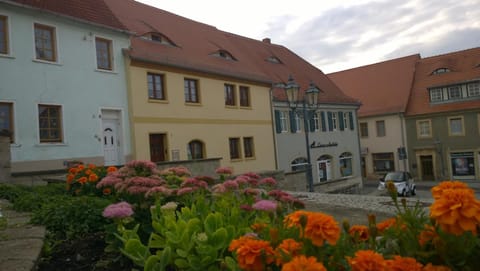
[
  {"left": 141, "top": 32, "right": 176, "bottom": 46},
  {"left": 266, "top": 56, "right": 282, "bottom": 64},
  {"left": 431, "top": 68, "right": 451, "bottom": 75},
  {"left": 211, "top": 49, "right": 236, "bottom": 61}
]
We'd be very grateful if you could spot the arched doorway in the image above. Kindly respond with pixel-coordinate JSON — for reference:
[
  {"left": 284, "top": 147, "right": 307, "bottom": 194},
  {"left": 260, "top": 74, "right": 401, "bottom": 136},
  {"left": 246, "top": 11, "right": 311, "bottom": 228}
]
[{"left": 317, "top": 154, "right": 332, "bottom": 182}]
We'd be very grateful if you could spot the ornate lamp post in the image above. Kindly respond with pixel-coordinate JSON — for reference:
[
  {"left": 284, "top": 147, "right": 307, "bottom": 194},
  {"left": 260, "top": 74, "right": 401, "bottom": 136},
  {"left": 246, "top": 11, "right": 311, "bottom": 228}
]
[{"left": 283, "top": 75, "right": 319, "bottom": 192}]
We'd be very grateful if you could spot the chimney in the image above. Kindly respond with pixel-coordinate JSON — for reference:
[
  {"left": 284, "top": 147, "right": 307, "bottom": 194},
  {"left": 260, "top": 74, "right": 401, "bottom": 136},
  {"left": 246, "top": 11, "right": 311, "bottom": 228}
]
[{"left": 262, "top": 38, "right": 271, "bottom": 44}]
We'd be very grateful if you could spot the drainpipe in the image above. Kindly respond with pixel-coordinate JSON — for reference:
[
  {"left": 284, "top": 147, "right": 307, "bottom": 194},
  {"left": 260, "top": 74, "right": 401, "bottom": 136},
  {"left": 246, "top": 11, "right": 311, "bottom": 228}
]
[
  {"left": 399, "top": 113, "right": 407, "bottom": 171},
  {"left": 269, "top": 84, "right": 279, "bottom": 170}
]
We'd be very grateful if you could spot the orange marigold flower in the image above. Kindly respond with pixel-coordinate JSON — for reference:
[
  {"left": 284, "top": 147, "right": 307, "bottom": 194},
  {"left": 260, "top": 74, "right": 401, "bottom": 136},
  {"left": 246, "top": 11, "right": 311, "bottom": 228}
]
[
  {"left": 377, "top": 217, "right": 398, "bottom": 233},
  {"left": 304, "top": 212, "right": 340, "bottom": 246},
  {"left": 385, "top": 255, "right": 423, "bottom": 271},
  {"left": 66, "top": 174, "right": 75, "bottom": 183},
  {"left": 422, "top": 263, "right": 452, "bottom": 271},
  {"left": 107, "top": 166, "right": 117, "bottom": 173},
  {"left": 274, "top": 238, "right": 303, "bottom": 265},
  {"left": 85, "top": 169, "right": 92, "bottom": 175},
  {"left": 88, "top": 174, "right": 98, "bottom": 182},
  {"left": 229, "top": 235, "right": 257, "bottom": 252},
  {"left": 68, "top": 167, "right": 78, "bottom": 174},
  {"left": 102, "top": 188, "right": 112, "bottom": 195},
  {"left": 284, "top": 210, "right": 309, "bottom": 228},
  {"left": 78, "top": 176, "right": 88, "bottom": 184},
  {"left": 77, "top": 164, "right": 85, "bottom": 170},
  {"left": 281, "top": 255, "right": 326, "bottom": 271},
  {"left": 349, "top": 225, "right": 370, "bottom": 242},
  {"left": 233, "top": 238, "right": 275, "bottom": 271},
  {"left": 347, "top": 250, "right": 386, "bottom": 271},
  {"left": 431, "top": 181, "right": 471, "bottom": 199},
  {"left": 418, "top": 224, "right": 437, "bottom": 246},
  {"left": 88, "top": 163, "right": 96, "bottom": 169},
  {"left": 430, "top": 187, "right": 480, "bottom": 235}
]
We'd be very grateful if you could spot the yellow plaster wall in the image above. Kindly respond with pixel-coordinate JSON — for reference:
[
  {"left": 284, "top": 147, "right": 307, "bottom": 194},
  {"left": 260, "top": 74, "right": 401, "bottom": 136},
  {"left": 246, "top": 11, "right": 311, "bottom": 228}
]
[{"left": 127, "top": 63, "right": 276, "bottom": 174}]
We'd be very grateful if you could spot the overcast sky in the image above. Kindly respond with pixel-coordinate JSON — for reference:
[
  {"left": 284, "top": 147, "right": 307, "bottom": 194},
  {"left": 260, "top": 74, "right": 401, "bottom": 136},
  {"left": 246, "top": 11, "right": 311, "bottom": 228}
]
[{"left": 137, "top": 0, "right": 480, "bottom": 73}]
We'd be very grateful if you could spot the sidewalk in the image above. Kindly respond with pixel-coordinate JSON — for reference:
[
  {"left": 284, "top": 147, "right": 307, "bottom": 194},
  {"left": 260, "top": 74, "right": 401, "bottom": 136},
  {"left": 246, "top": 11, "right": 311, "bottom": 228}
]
[{"left": 0, "top": 199, "right": 45, "bottom": 271}]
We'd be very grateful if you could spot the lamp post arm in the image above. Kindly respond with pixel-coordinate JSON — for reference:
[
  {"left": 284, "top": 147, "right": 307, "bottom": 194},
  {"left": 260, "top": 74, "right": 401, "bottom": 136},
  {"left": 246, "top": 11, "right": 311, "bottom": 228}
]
[{"left": 303, "top": 100, "right": 314, "bottom": 192}]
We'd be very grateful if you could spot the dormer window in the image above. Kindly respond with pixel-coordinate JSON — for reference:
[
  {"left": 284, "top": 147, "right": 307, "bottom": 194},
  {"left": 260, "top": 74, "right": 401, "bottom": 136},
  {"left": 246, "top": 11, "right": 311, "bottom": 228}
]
[
  {"left": 266, "top": 56, "right": 282, "bottom": 64},
  {"left": 431, "top": 68, "right": 451, "bottom": 75},
  {"left": 211, "top": 49, "right": 236, "bottom": 61},
  {"left": 141, "top": 32, "right": 176, "bottom": 46}
]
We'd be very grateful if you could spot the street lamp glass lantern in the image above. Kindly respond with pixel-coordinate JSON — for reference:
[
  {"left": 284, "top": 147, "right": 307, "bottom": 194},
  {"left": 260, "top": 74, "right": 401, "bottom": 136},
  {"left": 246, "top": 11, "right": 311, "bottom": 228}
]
[
  {"left": 285, "top": 75, "right": 299, "bottom": 108},
  {"left": 305, "top": 82, "right": 319, "bottom": 107}
]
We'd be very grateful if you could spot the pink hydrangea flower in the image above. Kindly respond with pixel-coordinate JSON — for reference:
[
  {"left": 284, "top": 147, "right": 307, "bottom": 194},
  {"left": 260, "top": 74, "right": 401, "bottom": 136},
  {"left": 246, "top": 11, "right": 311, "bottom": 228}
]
[
  {"left": 252, "top": 200, "right": 277, "bottom": 212},
  {"left": 103, "top": 201, "right": 134, "bottom": 219},
  {"left": 259, "top": 177, "right": 277, "bottom": 187},
  {"left": 223, "top": 180, "right": 239, "bottom": 190},
  {"left": 242, "top": 172, "right": 260, "bottom": 179},
  {"left": 145, "top": 186, "right": 174, "bottom": 198},
  {"left": 215, "top": 166, "right": 233, "bottom": 175}
]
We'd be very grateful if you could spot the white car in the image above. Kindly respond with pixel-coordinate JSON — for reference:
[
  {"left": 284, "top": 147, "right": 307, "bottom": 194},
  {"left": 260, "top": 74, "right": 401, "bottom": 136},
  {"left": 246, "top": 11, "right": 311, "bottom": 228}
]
[{"left": 378, "top": 171, "right": 416, "bottom": 197}]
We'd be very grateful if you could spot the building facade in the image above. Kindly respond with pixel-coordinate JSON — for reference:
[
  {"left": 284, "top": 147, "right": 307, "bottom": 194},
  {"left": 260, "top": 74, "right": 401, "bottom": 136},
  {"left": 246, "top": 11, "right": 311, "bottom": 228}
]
[
  {"left": 405, "top": 48, "right": 480, "bottom": 181},
  {"left": 328, "top": 55, "right": 419, "bottom": 180},
  {"left": 0, "top": 0, "right": 132, "bottom": 173}
]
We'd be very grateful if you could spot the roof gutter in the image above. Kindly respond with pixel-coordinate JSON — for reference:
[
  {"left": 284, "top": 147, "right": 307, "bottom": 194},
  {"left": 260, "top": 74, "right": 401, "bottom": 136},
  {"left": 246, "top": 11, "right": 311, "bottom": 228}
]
[{"left": 0, "top": 0, "right": 134, "bottom": 35}]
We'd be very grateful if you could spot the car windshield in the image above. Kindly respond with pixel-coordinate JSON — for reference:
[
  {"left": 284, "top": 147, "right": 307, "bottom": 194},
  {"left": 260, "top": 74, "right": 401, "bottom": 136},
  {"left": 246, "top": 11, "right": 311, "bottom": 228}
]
[{"left": 383, "top": 172, "right": 403, "bottom": 182}]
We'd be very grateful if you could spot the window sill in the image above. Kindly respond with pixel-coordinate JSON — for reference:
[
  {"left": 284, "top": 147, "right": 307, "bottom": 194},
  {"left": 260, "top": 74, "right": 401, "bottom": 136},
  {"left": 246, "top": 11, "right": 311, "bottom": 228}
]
[
  {"left": 225, "top": 105, "right": 238, "bottom": 109},
  {"left": 10, "top": 143, "right": 21, "bottom": 148},
  {"left": 239, "top": 106, "right": 252, "bottom": 109},
  {"left": 0, "top": 54, "right": 15, "bottom": 59},
  {"left": 185, "top": 102, "right": 202, "bottom": 106},
  {"left": 95, "top": 68, "right": 117, "bottom": 74},
  {"left": 245, "top": 157, "right": 256, "bottom": 161},
  {"left": 148, "top": 99, "right": 168, "bottom": 104},
  {"left": 35, "top": 143, "right": 68, "bottom": 147},
  {"left": 230, "top": 158, "right": 243, "bottom": 162},
  {"left": 32, "top": 59, "right": 62, "bottom": 66}
]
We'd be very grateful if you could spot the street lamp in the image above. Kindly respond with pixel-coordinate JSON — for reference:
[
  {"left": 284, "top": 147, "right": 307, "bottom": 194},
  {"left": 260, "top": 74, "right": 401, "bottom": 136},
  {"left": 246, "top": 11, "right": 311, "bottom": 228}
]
[{"left": 283, "top": 75, "right": 320, "bottom": 192}]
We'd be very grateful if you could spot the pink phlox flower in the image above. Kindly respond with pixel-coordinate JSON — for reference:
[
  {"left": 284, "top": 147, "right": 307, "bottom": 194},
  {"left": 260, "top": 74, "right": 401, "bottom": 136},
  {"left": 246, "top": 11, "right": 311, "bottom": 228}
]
[
  {"left": 103, "top": 201, "right": 134, "bottom": 219},
  {"left": 126, "top": 186, "right": 151, "bottom": 195},
  {"left": 234, "top": 176, "right": 249, "bottom": 186},
  {"left": 145, "top": 186, "right": 174, "bottom": 198},
  {"left": 259, "top": 177, "right": 277, "bottom": 187},
  {"left": 126, "top": 160, "right": 157, "bottom": 171},
  {"left": 248, "top": 179, "right": 259, "bottom": 187},
  {"left": 267, "top": 190, "right": 290, "bottom": 199},
  {"left": 172, "top": 166, "right": 191, "bottom": 176},
  {"left": 223, "top": 180, "right": 239, "bottom": 190},
  {"left": 212, "top": 184, "right": 227, "bottom": 193},
  {"left": 127, "top": 176, "right": 164, "bottom": 187},
  {"left": 176, "top": 186, "right": 197, "bottom": 196},
  {"left": 242, "top": 172, "right": 260, "bottom": 179},
  {"left": 252, "top": 200, "right": 278, "bottom": 212},
  {"left": 243, "top": 188, "right": 261, "bottom": 196},
  {"left": 181, "top": 178, "right": 208, "bottom": 189},
  {"left": 215, "top": 166, "right": 233, "bottom": 175},
  {"left": 96, "top": 175, "right": 122, "bottom": 189}
]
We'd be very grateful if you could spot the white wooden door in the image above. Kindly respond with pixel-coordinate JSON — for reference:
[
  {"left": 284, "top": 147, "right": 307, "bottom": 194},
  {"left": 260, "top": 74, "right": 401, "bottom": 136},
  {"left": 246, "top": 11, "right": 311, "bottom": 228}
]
[{"left": 102, "top": 119, "right": 119, "bottom": 166}]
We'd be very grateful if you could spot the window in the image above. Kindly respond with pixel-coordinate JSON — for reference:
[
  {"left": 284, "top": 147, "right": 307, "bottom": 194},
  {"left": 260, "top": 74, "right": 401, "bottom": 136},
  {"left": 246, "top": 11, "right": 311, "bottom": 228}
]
[
  {"left": 229, "top": 137, "right": 241, "bottom": 159},
  {"left": 431, "top": 68, "right": 450, "bottom": 75},
  {"left": 142, "top": 32, "right": 176, "bottom": 46},
  {"left": 468, "top": 82, "right": 480, "bottom": 97},
  {"left": 38, "top": 104, "right": 62, "bottom": 143},
  {"left": 430, "top": 88, "right": 443, "bottom": 102},
  {"left": 95, "top": 37, "right": 113, "bottom": 70},
  {"left": 416, "top": 119, "right": 432, "bottom": 138},
  {"left": 376, "top": 120, "right": 386, "bottom": 137},
  {"left": 224, "top": 84, "right": 236, "bottom": 106},
  {"left": 313, "top": 113, "right": 320, "bottom": 131},
  {"left": 448, "top": 86, "right": 462, "bottom": 99},
  {"left": 332, "top": 112, "right": 337, "bottom": 131},
  {"left": 291, "top": 157, "right": 308, "bottom": 172},
  {"left": 0, "top": 102, "right": 13, "bottom": 142},
  {"left": 360, "top": 122, "right": 368, "bottom": 137},
  {"left": 212, "top": 49, "right": 236, "bottom": 60},
  {"left": 279, "top": 111, "right": 288, "bottom": 132},
  {"left": 243, "top": 137, "right": 254, "bottom": 158},
  {"left": 239, "top": 86, "right": 250, "bottom": 107},
  {"left": 34, "top": 23, "right": 56, "bottom": 62},
  {"left": 339, "top": 152, "right": 353, "bottom": 177},
  {"left": 342, "top": 112, "right": 348, "bottom": 130},
  {"left": 184, "top": 78, "right": 199, "bottom": 103},
  {"left": 293, "top": 113, "right": 301, "bottom": 133},
  {"left": 372, "top": 153, "right": 394, "bottom": 172},
  {"left": 188, "top": 140, "right": 204, "bottom": 159},
  {"left": 147, "top": 73, "right": 165, "bottom": 100},
  {"left": 448, "top": 116, "right": 464, "bottom": 136},
  {"left": 451, "top": 152, "right": 475, "bottom": 177},
  {"left": 0, "top": 15, "right": 8, "bottom": 54}
]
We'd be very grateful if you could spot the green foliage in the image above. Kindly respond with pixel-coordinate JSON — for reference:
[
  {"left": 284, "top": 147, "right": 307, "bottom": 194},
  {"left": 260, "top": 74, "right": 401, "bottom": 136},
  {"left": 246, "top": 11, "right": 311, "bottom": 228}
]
[{"left": 31, "top": 194, "right": 112, "bottom": 239}]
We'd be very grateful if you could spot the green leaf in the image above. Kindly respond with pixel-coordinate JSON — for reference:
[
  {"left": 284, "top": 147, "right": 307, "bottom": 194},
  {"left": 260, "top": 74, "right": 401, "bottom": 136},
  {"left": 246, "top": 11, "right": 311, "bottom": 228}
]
[
  {"left": 224, "top": 256, "right": 238, "bottom": 270},
  {"left": 176, "top": 248, "right": 189, "bottom": 258},
  {"left": 210, "top": 228, "right": 228, "bottom": 250},
  {"left": 144, "top": 255, "right": 162, "bottom": 271},
  {"left": 120, "top": 239, "right": 151, "bottom": 267},
  {"left": 204, "top": 213, "right": 223, "bottom": 234},
  {"left": 148, "top": 233, "right": 166, "bottom": 249},
  {"left": 174, "top": 258, "right": 190, "bottom": 269}
]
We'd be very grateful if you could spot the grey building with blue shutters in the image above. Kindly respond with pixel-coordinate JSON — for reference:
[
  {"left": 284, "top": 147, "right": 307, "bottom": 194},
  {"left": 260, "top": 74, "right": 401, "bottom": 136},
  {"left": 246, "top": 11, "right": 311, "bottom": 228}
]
[{"left": 272, "top": 93, "right": 362, "bottom": 191}]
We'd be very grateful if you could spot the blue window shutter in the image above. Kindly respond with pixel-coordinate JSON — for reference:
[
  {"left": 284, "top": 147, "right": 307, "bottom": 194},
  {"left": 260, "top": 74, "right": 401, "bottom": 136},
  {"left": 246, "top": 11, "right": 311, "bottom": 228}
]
[
  {"left": 349, "top": 112, "right": 354, "bottom": 130},
  {"left": 339, "top": 111, "right": 344, "bottom": 131},
  {"left": 327, "top": 111, "right": 333, "bottom": 131},
  {"left": 321, "top": 111, "right": 326, "bottom": 132},
  {"left": 274, "top": 110, "right": 282, "bottom": 133},
  {"left": 289, "top": 110, "right": 297, "bottom": 132}
]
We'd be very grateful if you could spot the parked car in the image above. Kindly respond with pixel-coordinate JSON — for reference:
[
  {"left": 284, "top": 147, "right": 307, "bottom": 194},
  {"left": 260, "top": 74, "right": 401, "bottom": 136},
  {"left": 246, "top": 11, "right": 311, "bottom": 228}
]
[{"left": 378, "top": 171, "right": 416, "bottom": 197}]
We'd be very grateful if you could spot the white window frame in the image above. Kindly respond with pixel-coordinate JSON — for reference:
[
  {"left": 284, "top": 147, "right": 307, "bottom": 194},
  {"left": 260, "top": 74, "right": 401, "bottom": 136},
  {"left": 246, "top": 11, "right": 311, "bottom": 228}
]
[
  {"left": 430, "top": 88, "right": 443, "bottom": 102},
  {"left": 294, "top": 113, "right": 301, "bottom": 133},
  {"left": 37, "top": 103, "right": 65, "bottom": 144},
  {"left": 416, "top": 119, "right": 432, "bottom": 138},
  {"left": 448, "top": 116, "right": 464, "bottom": 136},
  {"left": 332, "top": 112, "right": 337, "bottom": 131},
  {"left": 33, "top": 21, "right": 60, "bottom": 64},
  {"left": 313, "top": 112, "right": 320, "bottom": 131},
  {"left": 467, "top": 82, "right": 480, "bottom": 97},
  {"left": 280, "top": 111, "right": 288, "bottom": 133},
  {"left": 448, "top": 85, "right": 462, "bottom": 100}
]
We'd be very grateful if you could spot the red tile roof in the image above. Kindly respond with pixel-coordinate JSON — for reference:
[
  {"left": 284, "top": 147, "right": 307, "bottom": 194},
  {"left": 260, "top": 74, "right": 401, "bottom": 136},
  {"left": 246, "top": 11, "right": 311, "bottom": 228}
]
[
  {"left": 8, "top": 0, "right": 127, "bottom": 31},
  {"left": 328, "top": 55, "right": 420, "bottom": 117},
  {"left": 102, "top": 0, "right": 359, "bottom": 105},
  {"left": 405, "top": 47, "right": 480, "bottom": 116}
]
